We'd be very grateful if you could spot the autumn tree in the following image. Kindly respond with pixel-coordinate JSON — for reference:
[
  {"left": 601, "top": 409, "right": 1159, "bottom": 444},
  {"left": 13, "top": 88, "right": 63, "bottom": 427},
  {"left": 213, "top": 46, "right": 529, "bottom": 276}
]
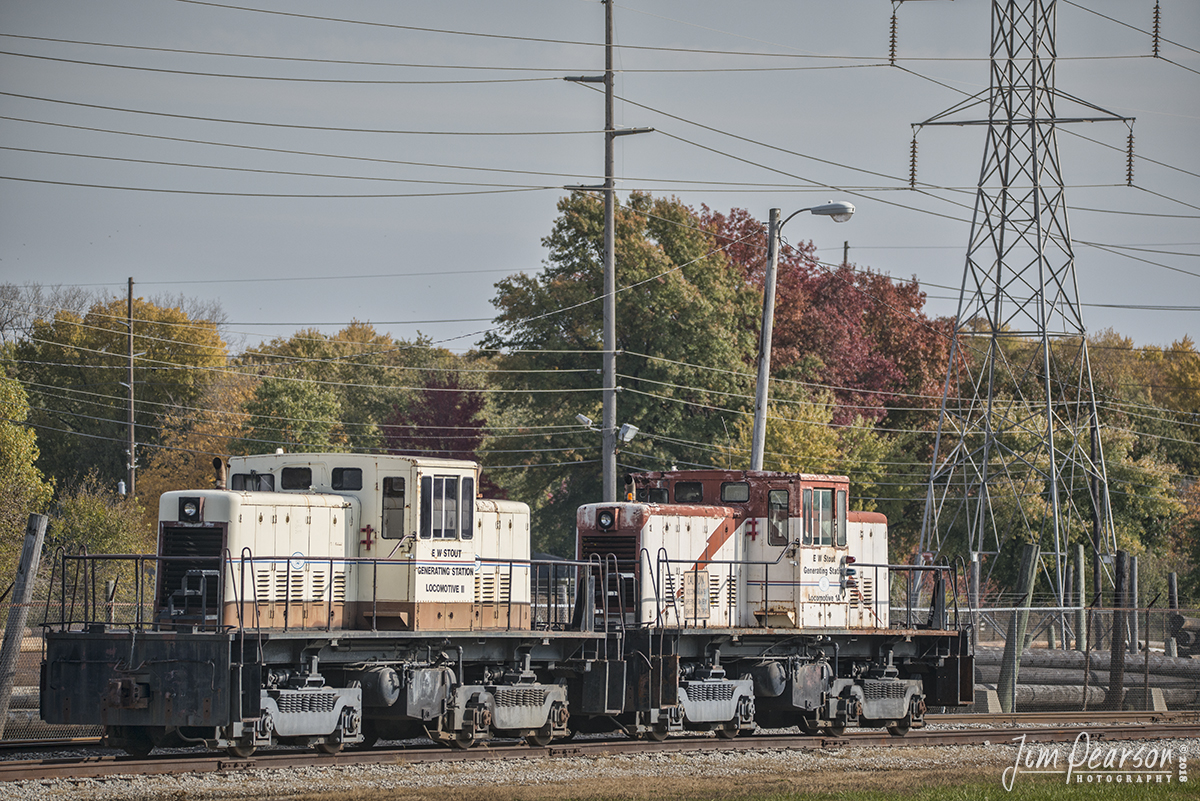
[
  {"left": 11, "top": 294, "right": 227, "bottom": 493},
  {"left": 484, "top": 192, "right": 759, "bottom": 553},
  {"left": 0, "top": 366, "right": 55, "bottom": 576},
  {"left": 383, "top": 372, "right": 486, "bottom": 460},
  {"left": 241, "top": 322, "right": 463, "bottom": 452},
  {"left": 47, "top": 470, "right": 151, "bottom": 556},
  {"left": 381, "top": 369, "right": 507, "bottom": 497},
  {"left": 136, "top": 372, "right": 257, "bottom": 530},
  {"left": 700, "top": 206, "right": 954, "bottom": 427}
]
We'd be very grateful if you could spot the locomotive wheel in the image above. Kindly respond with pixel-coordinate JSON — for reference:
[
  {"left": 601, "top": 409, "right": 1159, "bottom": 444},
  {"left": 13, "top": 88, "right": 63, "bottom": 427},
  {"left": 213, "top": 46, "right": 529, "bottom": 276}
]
[
  {"left": 227, "top": 742, "right": 256, "bottom": 759},
  {"left": 642, "top": 724, "right": 670, "bottom": 742},
  {"left": 797, "top": 717, "right": 820, "bottom": 736},
  {"left": 451, "top": 729, "right": 477, "bottom": 750},
  {"left": 887, "top": 716, "right": 912, "bottom": 737},
  {"left": 315, "top": 740, "right": 344, "bottom": 755},
  {"left": 352, "top": 720, "right": 380, "bottom": 750},
  {"left": 823, "top": 722, "right": 846, "bottom": 737},
  {"left": 525, "top": 725, "right": 554, "bottom": 748},
  {"left": 715, "top": 721, "right": 740, "bottom": 740},
  {"left": 122, "top": 733, "right": 154, "bottom": 758}
]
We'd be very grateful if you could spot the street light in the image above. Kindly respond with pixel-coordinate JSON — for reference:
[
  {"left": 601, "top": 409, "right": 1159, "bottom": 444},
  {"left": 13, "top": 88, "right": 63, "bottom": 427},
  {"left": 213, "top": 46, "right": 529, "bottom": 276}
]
[{"left": 750, "top": 203, "right": 856, "bottom": 471}]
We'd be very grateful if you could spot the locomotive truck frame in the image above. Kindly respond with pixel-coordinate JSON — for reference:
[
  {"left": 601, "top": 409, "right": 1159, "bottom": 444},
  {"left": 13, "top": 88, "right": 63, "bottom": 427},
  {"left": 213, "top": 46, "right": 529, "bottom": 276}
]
[{"left": 40, "top": 453, "right": 972, "bottom": 756}]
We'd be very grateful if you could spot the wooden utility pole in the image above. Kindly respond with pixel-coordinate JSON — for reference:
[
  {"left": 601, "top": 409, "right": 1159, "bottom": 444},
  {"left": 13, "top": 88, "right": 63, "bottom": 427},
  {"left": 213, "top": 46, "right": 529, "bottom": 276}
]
[
  {"left": 0, "top": 515, "right": 48, "bottom": 737},
  {"left": 565, "top": 1, "right": 650, "bottom": 501},
  {"left": 127, "top": 276, "right": 136, "bottom": 497}
]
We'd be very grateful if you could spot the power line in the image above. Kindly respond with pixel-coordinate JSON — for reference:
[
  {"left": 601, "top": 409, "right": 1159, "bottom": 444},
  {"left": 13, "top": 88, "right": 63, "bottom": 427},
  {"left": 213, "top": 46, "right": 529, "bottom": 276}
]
[
  {"left": 0, "top": 145, "right": 553, "bottom": 190},
  {"left": 0, "top": 91, "right": 602, "bottom": 136},
  {"left": 0, "top": 49, "right": 565, "bottom": 84},
  {"left": 0, "top": 174, "right": 553, "bottom": 199}
]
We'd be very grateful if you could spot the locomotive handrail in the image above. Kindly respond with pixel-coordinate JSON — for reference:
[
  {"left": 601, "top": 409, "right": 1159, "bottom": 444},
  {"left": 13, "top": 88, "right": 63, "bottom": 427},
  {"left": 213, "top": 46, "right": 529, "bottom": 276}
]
[
  {"left": 39, "top": 545, "right": 65, "bottom": 637},
  {"left": 652, "top": 540, "right": 802, "bottom": 630},
  {"left": 237, "top": 547, "right": 266, "bottom": 671},
  {"left": 644, "top": 547, "right": 665, "bottom": 627},
  {"left": 44, "top": 550, "right": 607, "bottom": 638},
  {"left": 853, "top": 562, "right": 962, "bottom": 630}
]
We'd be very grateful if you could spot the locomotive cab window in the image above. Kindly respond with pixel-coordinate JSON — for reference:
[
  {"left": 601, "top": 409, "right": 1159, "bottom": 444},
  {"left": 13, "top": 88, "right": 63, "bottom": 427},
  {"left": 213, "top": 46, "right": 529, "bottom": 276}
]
[
  {"left": 381, "top": 477, "right": 405, "bottom": 539},
  {"left": 420, "top": 475, "right": 473, "bottom": 540},
  {"left": 767, "top": 489, "right": 788, "bottom": 546},
  {"left": 721, "top": 482, "right": 750, "bottom": 503},
  {"left": 837, "top": 489, "right": 847, "bottom": 547},
  {"left": 280, "top": 467, "right": 312, "bottom": 490},
  {"left": 810, "top": 488, "right": 834, "bottom": 546},
  {"left": 230, "top": 472, "right": 274, "bottom": 492},
  {"left": 674, "top": 482, "right": 703, "bottom": 504},
  {"left": 637, "top": 487, "right": 669, "bottom": 504},
  {"left": 331, "top": 467, "right": 362, "bottom": 491},
  {"left": 802, "top": 489, "right": 813, "bottom": 545}
]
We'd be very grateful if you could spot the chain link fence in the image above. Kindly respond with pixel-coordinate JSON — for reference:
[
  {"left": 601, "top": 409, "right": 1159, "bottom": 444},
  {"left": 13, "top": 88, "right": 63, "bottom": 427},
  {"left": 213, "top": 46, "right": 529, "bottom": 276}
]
[{"left": 967, "top": 605, "right": 1200, "bottom": 712}]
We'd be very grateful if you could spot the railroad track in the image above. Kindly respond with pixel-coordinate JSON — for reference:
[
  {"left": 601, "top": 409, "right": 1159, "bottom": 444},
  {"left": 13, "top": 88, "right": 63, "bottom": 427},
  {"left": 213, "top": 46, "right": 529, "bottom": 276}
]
[
  {"left": 3, "top": 719, "right": 1199, "bottom": 783},
  {"left": 929, "top": 709, "right": 1200, "bottom": 726}
]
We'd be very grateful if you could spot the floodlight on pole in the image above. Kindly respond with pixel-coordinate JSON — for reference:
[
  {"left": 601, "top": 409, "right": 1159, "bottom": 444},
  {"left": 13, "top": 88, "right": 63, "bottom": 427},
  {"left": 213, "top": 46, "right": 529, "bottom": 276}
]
[{"left": 749, "top": 202, "right": 856, "bottom": 471}]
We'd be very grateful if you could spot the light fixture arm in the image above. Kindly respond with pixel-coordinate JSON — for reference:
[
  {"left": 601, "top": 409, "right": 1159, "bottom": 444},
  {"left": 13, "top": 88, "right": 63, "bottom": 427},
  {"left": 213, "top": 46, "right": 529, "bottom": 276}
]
[{"left": 749, "top": 202, "right": 855, "bottom": 471}]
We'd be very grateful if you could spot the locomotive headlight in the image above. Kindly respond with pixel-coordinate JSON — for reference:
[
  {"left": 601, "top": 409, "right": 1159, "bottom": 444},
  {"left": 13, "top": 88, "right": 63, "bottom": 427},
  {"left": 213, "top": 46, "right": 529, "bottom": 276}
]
[
  {"left": 179, "top": 497, "right": 203, "bottom": 523},
  {"left": 597, "top": 509, "right": 617, "bottom": 531}
]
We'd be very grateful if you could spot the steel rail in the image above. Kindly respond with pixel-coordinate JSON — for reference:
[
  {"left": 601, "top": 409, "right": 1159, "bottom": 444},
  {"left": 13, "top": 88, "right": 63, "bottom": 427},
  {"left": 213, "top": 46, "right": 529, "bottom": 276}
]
[{"left": 2, "top": 722, "right": 1198, "bottom": 783}]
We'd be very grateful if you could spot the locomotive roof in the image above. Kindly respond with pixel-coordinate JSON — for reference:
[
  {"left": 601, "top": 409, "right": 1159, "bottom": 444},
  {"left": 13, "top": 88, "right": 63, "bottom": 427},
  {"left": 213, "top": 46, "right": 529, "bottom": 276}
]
[
  {"left": 629, "top": 469, "right": 851, "bottom": 484},
  {"left": 230, "top": 452, "right": 481, "bottom": 472}
]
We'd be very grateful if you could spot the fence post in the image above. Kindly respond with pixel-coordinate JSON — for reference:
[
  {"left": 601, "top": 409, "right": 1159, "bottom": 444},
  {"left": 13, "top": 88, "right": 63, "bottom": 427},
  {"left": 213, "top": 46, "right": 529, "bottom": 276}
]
[
  {"left": 998, "top": 542, "right": 1039, "bottom": 713},
  {"left": 1074, "top": 544, "right": 1087, "bottom": 652},
  {"left": 1129, "top": 555, "right": 1140, "bottom": 654},
  {"left": 0, "top": 514, "right": 49, "bottom": 738},
  {"left": 1105, "top": 549, "right": 1128, "bottom": 711},
  {"left": 1166, "top": 572, "right": 1179, "bottom": 658},
  {"left": 969, "top": 555, "right": 980, "bottom": 654}
]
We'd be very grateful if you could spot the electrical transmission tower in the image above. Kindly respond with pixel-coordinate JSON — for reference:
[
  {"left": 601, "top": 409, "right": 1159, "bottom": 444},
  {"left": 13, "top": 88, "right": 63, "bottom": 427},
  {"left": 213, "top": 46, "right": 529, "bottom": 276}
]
[{"left": 915, "top": 0, "right": 1132, "bottom": 604}]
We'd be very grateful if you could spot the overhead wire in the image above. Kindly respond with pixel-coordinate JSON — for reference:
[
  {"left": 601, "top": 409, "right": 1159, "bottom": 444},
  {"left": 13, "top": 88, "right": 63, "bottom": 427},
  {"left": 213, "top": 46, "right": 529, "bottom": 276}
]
[
  {"left": 0, "top": 91, "right": 602, "bottom": 136},
  {"left": 0, "top": 49, "right": 564, "bottom": 85},
  {"left": 0, "top": 144, "right": 556, "bottom": 191}
]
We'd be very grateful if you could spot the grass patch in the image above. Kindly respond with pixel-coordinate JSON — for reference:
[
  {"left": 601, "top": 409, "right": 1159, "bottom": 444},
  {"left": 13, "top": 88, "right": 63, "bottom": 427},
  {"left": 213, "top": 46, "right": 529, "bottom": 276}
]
[{"left": 275, "top": 770, "right": 1199, "bottom": 801}]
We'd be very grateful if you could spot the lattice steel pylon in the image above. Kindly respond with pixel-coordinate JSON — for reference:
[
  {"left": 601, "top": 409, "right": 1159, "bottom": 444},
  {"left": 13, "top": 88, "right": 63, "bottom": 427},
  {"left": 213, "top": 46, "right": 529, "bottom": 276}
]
[{"left": 915, "top": 0, "right": 1132, "bottom": 602}]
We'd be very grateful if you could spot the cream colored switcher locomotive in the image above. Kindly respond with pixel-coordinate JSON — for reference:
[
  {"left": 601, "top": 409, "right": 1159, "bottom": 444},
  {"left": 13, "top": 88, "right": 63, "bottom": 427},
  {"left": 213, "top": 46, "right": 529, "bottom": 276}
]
[{"left": 159, "top": 452, "right": 531, "bottom": 632}]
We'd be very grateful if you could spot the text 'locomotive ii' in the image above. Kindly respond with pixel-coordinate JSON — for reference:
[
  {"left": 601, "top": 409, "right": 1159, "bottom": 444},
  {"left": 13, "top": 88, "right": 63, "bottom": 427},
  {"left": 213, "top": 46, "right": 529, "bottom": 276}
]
[{"left": 40, "top": 453, "right": 972, "bottom": 756}]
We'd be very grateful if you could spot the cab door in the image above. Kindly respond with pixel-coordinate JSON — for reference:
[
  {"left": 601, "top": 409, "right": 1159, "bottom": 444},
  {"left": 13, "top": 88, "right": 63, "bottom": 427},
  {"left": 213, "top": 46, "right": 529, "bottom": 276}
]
[
  {"left": 411, "top": 471, "right": 477, "bottom": 629},
  {"left": 799, "top": 486, "right": 849, "bottom": 627},
  {"left": 746, "top": 482, "right": 799, "bottom": 627}
]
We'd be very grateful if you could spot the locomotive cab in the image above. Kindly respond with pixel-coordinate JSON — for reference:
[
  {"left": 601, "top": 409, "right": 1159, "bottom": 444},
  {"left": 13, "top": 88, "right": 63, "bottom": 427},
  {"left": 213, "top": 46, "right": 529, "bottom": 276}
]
[
  {"left": 578, "top": 470, "right": 889, "bottom": 631},
  {"left": 158, "top": 453, "right": 531, "bottom": 632}
]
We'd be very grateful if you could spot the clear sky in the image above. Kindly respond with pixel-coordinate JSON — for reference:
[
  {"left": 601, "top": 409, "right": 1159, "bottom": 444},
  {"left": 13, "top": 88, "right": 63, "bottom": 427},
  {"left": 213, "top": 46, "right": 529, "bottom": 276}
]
[{"left": 2, "top": 0, "right": 1197, "bottom": 353}]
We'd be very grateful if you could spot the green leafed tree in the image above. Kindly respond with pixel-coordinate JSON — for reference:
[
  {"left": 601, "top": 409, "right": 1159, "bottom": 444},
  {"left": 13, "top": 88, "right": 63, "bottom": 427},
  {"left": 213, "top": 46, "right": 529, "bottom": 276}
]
[
  {"left": 234, "top": 370, "right": 346, "bottom": 454},
  {"left": 47, "top": 470, "right": 150, "bottom": 556},
  {"left": 483, "top": 192, "right": 759, "bottom": 553},
  {"left": 241, "top": 322, "right": 466, "bottom": 452},
  {"left": 0, "top": 366, "right": 55, "bottom": 576}
]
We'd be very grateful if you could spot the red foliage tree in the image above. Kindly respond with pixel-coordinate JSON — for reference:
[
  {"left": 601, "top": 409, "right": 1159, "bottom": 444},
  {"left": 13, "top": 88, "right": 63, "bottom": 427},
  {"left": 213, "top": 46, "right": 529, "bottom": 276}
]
[
  {"left": 382, "top": 373, "right": 505, "bottom": 496},
  {"left": 700, "top": 205, "right": 954, "bottom": 426}
]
